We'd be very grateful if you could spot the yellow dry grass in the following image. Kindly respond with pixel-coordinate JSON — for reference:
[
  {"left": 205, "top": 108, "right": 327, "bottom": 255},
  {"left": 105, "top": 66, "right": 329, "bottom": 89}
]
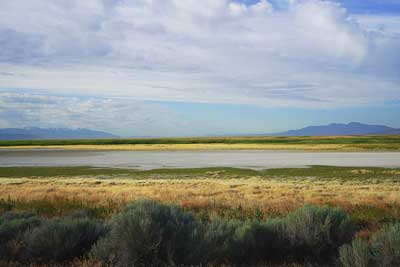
[{"left": 1, "top": 175, "right": 399, "bottom": 217}]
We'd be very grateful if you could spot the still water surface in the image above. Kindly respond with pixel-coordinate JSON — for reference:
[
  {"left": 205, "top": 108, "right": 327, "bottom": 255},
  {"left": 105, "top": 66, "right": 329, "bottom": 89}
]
[{"left": 1, "top": 150, "right": 400, "bottom": 169}]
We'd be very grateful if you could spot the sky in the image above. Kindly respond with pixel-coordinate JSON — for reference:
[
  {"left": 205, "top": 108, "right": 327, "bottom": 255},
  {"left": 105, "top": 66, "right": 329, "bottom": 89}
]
[{"left": 0, "top": 0, "right": 399, "bottom": 136}]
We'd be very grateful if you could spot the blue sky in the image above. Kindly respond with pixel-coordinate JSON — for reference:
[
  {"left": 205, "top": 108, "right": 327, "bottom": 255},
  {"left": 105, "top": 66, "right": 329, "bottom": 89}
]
[
  {"left": 241, "top": 0, "right": 400, "bottom": 14},
  {"left": 334, "top": 0, "right": 400, "bottom": 14},
  {"left": 0, "top": 0, "right": 399, "bottom": 136}
]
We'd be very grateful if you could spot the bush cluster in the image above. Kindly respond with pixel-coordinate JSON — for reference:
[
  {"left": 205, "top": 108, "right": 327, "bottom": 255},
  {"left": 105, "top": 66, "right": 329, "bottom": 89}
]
[
  {"left": 339, "top": 223, "right": 400, "bottom": 267},
  {"left": 89, "top": 201, "right": 354, "bottom": 266},
  {"left": 90, "top": 199, "right": 205, "bottom": 267},
  {"left": 0, "top": 211, "right": 42, "bottom": 260},
  {"left": 1, "top": 200, "right": 399, "bottom": 267},
  {"left": 25, "top": 217, "right": 107, "bottom": 262},
  {"left": 0, "top": 211, "right": 107, "bottom": 263},
  {"left": 283, "top": 205, "right": 354, "bottom": 262}
]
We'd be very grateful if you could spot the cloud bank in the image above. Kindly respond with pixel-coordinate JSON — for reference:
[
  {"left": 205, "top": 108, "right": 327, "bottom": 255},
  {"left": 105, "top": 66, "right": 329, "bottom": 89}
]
[
  {"left": 0, "top": 91, "right": 184, "bottom": 136},
  {"left": 0, "top": 0, "right": 399, "bottom": 108}
]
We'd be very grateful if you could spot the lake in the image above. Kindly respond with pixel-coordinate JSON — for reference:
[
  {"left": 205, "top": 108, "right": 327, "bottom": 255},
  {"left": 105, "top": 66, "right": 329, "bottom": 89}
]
[{"left": 1, "top": 149, "right": 400, "bottom": 169}]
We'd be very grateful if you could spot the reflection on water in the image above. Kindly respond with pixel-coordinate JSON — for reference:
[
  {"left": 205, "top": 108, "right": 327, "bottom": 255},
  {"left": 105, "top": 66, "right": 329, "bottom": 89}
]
[{"left": 0, "top": 150, "right": 400, "bottom": 169}]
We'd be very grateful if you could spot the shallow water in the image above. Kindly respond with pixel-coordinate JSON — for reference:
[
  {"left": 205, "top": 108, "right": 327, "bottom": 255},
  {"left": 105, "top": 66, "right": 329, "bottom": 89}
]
[{"left": 1, "top": 149, "right": 400, "bottom": 169}]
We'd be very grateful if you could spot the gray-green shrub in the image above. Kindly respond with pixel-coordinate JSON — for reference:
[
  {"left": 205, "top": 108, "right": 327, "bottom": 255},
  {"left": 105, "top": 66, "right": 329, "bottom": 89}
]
[
  {"left": 339, "top": 223, "right": 400, "bottom": 267},
  {"left": 0, "top": 211, "right": 38, "bottom": 222},
  {"left": 233, "top": 220, "right": 283, "bottom": 266},
  {"left": 0, "top": 212, "right": 41, "bottom": 242},
  {"left": 204, "top": 218, "right": 285, "bottom": 266},
  {"left": 25, "top": 217, "right": 106, "bottom": 262},
  {"left": 283, "top": 205, "right": 354, "bottom": 262},
  {"left": 257, "top": 219, "right": 287, "bottom": 262},
  {"left": 0, "top": 212, "right": 42, "bottom": 260},
  {"left": 371, "top": 223, "right": 400, "bottom": 266},
  {"left": 204, "top": 218, "right": 245, "bottom": 265},
  {"left": 0, "top": 202, "right": 364, "bottom": 266},
  {"left": 339, "top": 238, "right": 374, "bottom": 267},
  {"left": 90, "top": 199, "right": 205, "bottom": 267}
]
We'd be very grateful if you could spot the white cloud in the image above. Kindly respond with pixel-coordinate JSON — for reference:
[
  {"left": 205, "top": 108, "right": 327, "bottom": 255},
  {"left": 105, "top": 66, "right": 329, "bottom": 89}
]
[
  {"left": 355, "top": 15, "right": 400, "bottom": 34},
  {"left": 0, "top": 0, "right": 399, "bottom": 108},
  {"left": 0, "top": 91, "right": 184, "bottom": 136}
]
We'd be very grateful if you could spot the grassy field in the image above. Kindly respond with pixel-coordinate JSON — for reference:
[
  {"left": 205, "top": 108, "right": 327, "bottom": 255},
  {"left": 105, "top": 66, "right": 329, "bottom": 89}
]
[
  {"left": 1, "top": 165, "right": 399, "bottom": 266},
  {"left": 1, "top": 166, "right": 399, "bottom": 224},
  {"left": 1, "top": 135, "right": 400, "bottom": 151}
]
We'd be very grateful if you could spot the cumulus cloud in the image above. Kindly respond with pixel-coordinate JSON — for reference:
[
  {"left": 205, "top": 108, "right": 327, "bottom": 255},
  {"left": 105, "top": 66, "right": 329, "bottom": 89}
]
[
  {"left": 0, "top": 91, "right": 185, "bottom": 136},
  {"left": 0, "top": 0, "right": 399, "bottom": 108}
]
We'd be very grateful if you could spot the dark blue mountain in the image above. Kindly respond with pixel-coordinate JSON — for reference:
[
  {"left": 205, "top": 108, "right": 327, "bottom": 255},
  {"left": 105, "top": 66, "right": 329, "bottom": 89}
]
[
  {"left": 0, "top": 127, "right": 118, "bottom": 140},
  {"left": 273, "top": 122, "right": 400, "bottom": 136}
]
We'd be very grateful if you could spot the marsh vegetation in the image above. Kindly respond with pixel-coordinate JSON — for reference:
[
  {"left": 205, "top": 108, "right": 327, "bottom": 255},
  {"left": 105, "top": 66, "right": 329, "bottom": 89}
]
[{"left": 1, "top": 135, "right": 400, "bottom": 151}]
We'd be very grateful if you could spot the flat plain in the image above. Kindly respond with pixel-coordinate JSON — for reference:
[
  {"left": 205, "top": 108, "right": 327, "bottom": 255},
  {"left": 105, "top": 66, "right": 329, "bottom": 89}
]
[{"left": 1, "top": 135, "right": 400, "bottom": 151}]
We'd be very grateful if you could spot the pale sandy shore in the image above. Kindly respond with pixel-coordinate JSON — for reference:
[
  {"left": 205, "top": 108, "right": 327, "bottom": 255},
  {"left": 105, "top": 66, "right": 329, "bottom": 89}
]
[
  {"left": 0, "top": 143, "right": 398, "bottom": 151},
  {"left": 1, "top": 149, "right": 400, "bottom": 169}
]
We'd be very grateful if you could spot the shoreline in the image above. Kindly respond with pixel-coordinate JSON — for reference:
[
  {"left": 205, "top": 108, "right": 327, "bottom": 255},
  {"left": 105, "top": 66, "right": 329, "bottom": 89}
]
[{"left": 1, "top": 143, "right": 400, "bottom": 151}]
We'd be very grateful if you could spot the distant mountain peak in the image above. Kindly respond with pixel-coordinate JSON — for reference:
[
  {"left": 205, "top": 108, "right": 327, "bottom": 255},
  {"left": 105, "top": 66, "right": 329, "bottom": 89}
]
[
  {"left": 273, "top": 122, "right": 399, "bottom": 136},
  {"left": 0, "top": 127, "right": 118, "bottom": 140}
]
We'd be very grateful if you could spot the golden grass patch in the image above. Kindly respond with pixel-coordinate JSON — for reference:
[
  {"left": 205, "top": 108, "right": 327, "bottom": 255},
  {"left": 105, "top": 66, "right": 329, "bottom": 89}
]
[{"left": 1, "top": 175, "right": 399, "bottom": 218}]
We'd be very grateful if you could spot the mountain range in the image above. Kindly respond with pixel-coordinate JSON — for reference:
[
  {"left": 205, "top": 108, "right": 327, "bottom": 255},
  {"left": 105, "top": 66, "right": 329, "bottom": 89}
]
[
  {"left": 0, "top": 127, "right": 118, "bottom": 140},
  {"left": 271, "top": 122, "right": 400, "bottom": 136},
  {"left": 0, "top": 122, "right": 399, "bottom": 140}
]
